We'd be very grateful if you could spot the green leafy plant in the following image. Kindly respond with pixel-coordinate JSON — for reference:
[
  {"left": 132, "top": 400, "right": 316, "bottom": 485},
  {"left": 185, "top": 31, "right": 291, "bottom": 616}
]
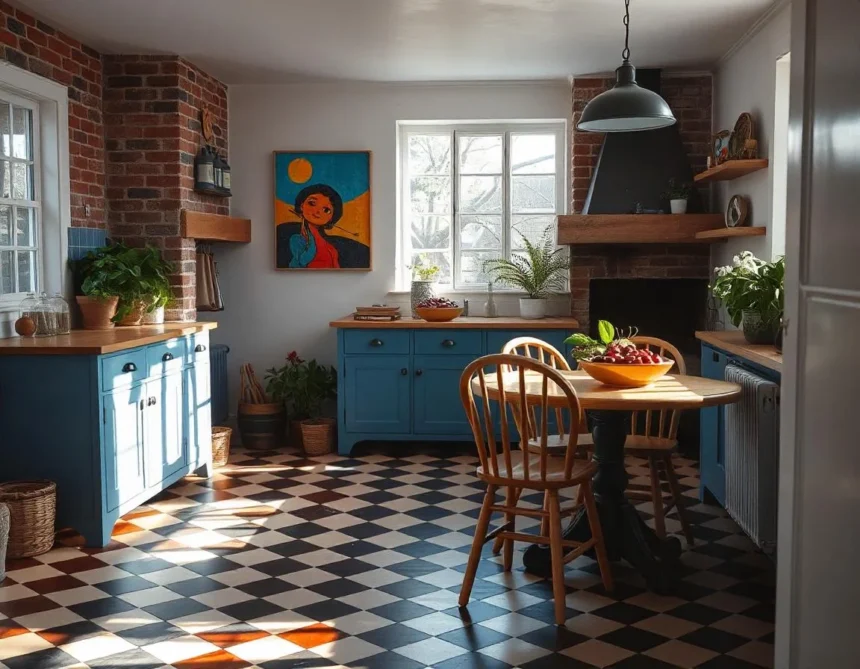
[
  {"left": 482, "top": 227, "right": 568, "bottom": 298},
  {"left": 136, "top": 246, "right": 174, "bottom": 310},
  {"left": 409, "top": 254, "right": 441, "bottom": 282},
  {"left": 564, "top": 320, "right": 642, "bottom": 361},
  {"left": 664, "top": 178, "right": 692, "bottom": 200},
  {"left": 711, "top": 252, "right": 784, "bottom": 327},
  {"left": 266, "top": 351, "right": 337, "bottom": 420}
]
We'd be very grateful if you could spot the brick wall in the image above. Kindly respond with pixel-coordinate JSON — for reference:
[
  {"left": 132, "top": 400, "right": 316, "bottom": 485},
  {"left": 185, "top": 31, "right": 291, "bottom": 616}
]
[
  {"left": 0, "top": 2, "right": 105, "bottom": 229},
  {"left": 568, "top": 74, "right": 713, "bottom": 329}
]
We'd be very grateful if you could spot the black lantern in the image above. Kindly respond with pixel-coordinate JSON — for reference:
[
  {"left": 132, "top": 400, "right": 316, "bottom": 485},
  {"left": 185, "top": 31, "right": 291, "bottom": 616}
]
[{"left": 194, "top": 146, "right": 216, "bottom": 192}]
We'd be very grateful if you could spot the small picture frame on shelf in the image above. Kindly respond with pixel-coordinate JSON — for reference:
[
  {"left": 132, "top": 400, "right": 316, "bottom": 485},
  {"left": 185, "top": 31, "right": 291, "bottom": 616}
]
[
  {"left": 712, "top": 130, "right": 731, "bottom": 165},
  {"left": 725, "top": 195, "right": 750, "bottom": 228}
]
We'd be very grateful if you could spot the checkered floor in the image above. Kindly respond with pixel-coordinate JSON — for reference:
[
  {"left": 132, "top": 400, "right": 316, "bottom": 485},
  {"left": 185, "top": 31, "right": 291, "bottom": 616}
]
[{"left": 0, "top": 445, "right": 775, "bottom": 669}]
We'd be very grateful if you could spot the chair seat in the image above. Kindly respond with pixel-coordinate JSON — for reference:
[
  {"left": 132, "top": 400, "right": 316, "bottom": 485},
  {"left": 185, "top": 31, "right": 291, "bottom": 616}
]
[
  {"left": 477, "top": 451, "right": 596, "bottom": 487},
  {"left": 523, "top": 432, "right": 594, "bottom": 455},
  {"left": 624, "top": 435, "right": 678, "bottom": 453}
]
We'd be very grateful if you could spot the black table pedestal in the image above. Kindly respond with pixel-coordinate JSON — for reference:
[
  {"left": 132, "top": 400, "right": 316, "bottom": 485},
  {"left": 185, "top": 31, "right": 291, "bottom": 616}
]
[{"left": 522, "top": 410, "right": 682, "bottom": 593}]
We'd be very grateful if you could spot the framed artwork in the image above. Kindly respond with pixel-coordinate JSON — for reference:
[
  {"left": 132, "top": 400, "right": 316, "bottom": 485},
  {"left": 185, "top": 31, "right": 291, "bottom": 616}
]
[{"left": 274, "top": 151, "right": 371, "bottom": 270}]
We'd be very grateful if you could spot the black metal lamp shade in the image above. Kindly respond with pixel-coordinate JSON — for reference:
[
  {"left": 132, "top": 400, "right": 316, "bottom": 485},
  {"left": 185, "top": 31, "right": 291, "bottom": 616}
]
[{"left": 577, "top": 62, "right": 676, "bottom": 133}]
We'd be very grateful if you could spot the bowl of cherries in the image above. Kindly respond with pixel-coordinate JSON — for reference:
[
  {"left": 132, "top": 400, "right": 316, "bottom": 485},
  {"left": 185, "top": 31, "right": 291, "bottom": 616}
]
[
  {"left": 415, "top": 297, "right": 464, "bottom": 322},
  {"left": 565, "top": 321, "right": 675, "bottom": 388}
]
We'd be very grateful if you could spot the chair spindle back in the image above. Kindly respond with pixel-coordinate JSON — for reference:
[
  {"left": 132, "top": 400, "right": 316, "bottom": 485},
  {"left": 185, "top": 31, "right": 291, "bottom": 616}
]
[{"left": 630, "top": 336, "right": 687, "bottom": 440}]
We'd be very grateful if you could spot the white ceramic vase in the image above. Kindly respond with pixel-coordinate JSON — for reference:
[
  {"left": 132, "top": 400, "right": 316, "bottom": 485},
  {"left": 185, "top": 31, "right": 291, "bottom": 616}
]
[
  {"left": 142, "top": 305, "right": 165, "bottom": 324},
  {"left": 519, "top": 298, "right": 547, "bottom": 320},
  {"left": 410, "top": 281, "right": 435, "bottom": 318},
  {"left": 670, "top": 199, "right": 688, "bottom": 214}
]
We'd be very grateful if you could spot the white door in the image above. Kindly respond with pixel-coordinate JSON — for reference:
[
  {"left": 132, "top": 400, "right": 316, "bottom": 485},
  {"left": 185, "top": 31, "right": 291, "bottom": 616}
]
[{"left": 777, "top": 0, "right": 860, "bottom": 665}]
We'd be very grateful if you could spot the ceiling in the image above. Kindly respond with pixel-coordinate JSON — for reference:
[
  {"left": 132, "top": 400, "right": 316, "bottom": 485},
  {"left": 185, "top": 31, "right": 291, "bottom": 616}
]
[{"left": 15, "top": 0, "right": 777, "bottom": 84}]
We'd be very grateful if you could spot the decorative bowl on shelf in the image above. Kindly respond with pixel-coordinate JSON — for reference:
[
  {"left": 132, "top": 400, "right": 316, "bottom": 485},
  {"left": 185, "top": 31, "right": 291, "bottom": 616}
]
[
  {"left": 578, "top": 360, "right": 675, "bottom": 388},
  {"left": 414, "top": 306, "right": 464, "bottom": 322}
]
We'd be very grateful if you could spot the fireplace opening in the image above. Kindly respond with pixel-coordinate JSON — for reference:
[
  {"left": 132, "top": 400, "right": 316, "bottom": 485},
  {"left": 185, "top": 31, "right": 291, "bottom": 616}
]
[{"left": 588, "top": 278, "right": 708, "bottom": 453}]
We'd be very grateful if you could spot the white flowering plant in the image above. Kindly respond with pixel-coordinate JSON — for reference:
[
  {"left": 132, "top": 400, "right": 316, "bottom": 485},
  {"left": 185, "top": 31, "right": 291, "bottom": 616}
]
[{"left": 711, "top": 251, "right": 785, "bottom": 327}]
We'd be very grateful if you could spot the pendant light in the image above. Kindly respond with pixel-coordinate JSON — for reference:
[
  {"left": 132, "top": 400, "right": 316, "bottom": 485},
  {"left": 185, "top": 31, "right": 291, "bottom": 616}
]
[{"left": 577, "top": 0, "right": 675, "bottom": 133}]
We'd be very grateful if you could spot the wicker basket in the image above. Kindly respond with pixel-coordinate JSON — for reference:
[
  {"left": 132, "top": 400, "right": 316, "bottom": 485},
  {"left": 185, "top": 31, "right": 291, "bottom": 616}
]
[
  {"left": 300, "top": 418, "right": 335, "bottom": 456},
  {"left": 212, "top": 426, "right": 232, "bottom": 468},
  {"left": 0, "top": 480, "right": 56, "bottom": 559}
]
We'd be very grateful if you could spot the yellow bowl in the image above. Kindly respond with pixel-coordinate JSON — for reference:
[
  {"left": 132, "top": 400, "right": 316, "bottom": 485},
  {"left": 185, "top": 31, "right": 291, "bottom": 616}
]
[
  {"left": 415, "top": 306, "right": 463, "bottom": 322},
  {"left": 578, "top": 360, "right": 675, "bottom": 388}
]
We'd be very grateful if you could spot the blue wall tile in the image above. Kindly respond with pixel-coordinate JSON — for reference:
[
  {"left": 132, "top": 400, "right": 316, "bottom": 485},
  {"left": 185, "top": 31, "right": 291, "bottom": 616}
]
[{"left": 67, "top": 227, "right": 107, "bottom": 262}]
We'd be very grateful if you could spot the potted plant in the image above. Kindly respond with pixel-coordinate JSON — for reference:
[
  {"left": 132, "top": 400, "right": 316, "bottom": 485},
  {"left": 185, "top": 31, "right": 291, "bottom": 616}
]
[
  {"left": 664, "top": 179, "right": 693, "bottom": 214},
  {"left": 137, "top": 246, "right": 174, "bottom": 324},
  {"left": 711, "top": 251, "right": 785, "bottom": 344},
  {"left": 266, "top": 352, "right": 337, "bottom": 455},
  {"left": 483, "top": 227, "right": 568, "bottom": 320},
  {"left": 409, "top": 255, "right": 440, "bottom": 318}
]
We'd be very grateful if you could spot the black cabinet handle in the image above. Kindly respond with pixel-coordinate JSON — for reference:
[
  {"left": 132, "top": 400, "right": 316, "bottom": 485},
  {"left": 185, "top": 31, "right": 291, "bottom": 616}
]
[
  {"left": 401, "top": 368, "right": 408, "bottom": 375},
  {"left": 416, "top": 369, "right": 423, "bottom": 377},
  {"left": 195, "top": 344, "right": 207, "bottom": 353},
  {"left": 370, "top": 338, "right": 384, "bottom": 347},
  {"left": 442, "top": 339, "right": 455, "bottom": 348},
  {"left": 139, "top": 399, "right": 145, "bottom": 411},
  {"left": 122, "top": 362, "right": 137, "bottom": 373},
  {"left": 148, "top": 396, "right": 157, "bottom": 406},
  {"left": 162, "top": 352, "right": 174, "bottom": 361}
]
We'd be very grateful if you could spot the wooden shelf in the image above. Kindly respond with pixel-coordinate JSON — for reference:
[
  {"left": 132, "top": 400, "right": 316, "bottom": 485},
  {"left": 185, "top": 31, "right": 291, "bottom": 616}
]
[
  {"left": 193, "top": 187, "right": 232, "bottom": 199},
  {"left": 694, "top": 227, "right": 767, "bottom": 241},
  {"left": 694, "top": 159, "right": 769, "bottom": 183},
  {"left": 557, "top": 214, "right": 724, "bottom": 245},
  {"left": 181, "top": 210, "right": 251, "bottom": 243}
]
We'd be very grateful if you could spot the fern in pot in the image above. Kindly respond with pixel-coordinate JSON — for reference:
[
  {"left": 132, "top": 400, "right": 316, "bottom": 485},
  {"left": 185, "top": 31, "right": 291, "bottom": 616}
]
[{"left": 483, "top": 226, "right": 568, "bottom": 319}]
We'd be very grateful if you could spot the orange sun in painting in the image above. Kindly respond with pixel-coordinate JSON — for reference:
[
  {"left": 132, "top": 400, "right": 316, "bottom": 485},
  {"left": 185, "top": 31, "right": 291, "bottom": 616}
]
[{"left": 288, "top": 157, "right": 313, "bottom": 183}]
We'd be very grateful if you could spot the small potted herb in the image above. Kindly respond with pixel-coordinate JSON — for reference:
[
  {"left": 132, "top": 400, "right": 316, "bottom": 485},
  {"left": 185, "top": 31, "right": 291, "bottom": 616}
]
[
  {"left": 483, "top": 226, "right": 568, "bottom": 319},
  {"left": 711, "top": 252, "right": 785, "bottom": 344},
  {"left": 409, "top": 255, "right": 441, "bottom": 318},
  {"left": 664, "top": 179, "right": 693, "bottom": 214}
]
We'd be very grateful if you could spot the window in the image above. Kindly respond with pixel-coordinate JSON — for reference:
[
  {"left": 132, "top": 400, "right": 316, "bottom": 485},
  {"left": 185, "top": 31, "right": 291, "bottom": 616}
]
[
  {"left": 0, "top": 89, "right": 40, "bottom": 301},
  {"left": 399, "top": 122, "right": 566, "bottom": 290}
]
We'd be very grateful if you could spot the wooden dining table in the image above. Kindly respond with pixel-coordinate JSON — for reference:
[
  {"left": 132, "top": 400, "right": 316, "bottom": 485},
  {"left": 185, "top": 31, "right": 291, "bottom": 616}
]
[{"left": 472, "top": 369, "right": 742, "bottom": 592}]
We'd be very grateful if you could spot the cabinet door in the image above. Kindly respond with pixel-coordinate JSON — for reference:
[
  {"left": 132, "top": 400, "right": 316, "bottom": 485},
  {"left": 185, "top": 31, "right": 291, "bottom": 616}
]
[
  {"left": 700, "top": 345, "right": 728, "bottom": 504},
  {"left": 344, "top": 356, "right": 411, "bottom": 433},
  {"left": 413, "top": 355, "right": 475, "bottom": 435},
  {"left": 146, "top": 372, "right": 186, "bottom": 486},
  {"left": 103, "top": 384, "right": 146, "bottom": 512},
  {"left": 185, "top": 362, "right": 212, "bottom": 469}
]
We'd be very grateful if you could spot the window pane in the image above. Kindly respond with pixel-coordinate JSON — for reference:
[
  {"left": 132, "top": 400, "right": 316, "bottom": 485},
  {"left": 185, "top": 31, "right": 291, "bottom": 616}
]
[
  {"left": 17, "top": 250, "right": 34, "bottom": 293},
  {"left": 512, "top": 175, "right": 556, "bottom": 213},
  {"left": 512, "top": 134, "right": 556, "bottom": 174},
  {"left": 460, "top": 215, "right": 503, "bottom": 250},
  {"left": 460, "top": 175, "right": 502, "bottom": 213},
  {"left": 11, "top": 162, "right": 30, "bottom": 200},
  {"left": 0, "top": 160, "right": 9, "bottom": 199},
  {"left": 512, "top": 214, "right": 556, "bottom": 250},
  {"left": 11, "top": 106, "right": 30, "bottom": 160},
  {"left": 0, "top": 104, "right": 10, "bottom": 157},
  {"left": 16, "top": 207, "right": 34, "bottom": 247},
  {"left": 410, "top": 176, "right": 451, "bottom": 213},
  {"left": 408, "top": 134, "right": 451, "bottom": 175},
  {"left": 459, "top": 250, "right": 502, "bottom": 286},
  {"left": 411, "top": 214, "right": 450, "bottom": 250},
  {"left": 459, "top": 135, "right": 502, "bottom": 174},
  {"left": 410, "top": 250, "right": 451, "bottom": 285},
  {"left": 0, "top": 250, "right": 12, "bottom": 294},
  {"left": 0, "top": 205, "right": 10, "bottom": 245}
]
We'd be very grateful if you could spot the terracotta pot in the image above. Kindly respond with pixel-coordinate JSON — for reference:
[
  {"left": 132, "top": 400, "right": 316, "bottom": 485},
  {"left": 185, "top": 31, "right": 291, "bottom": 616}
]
[
  {"left": 118, "top": 301, "right": 146, "bottom": 326},
  {"left": 76, "top": 295, "right": 119, "bottom": 330}
]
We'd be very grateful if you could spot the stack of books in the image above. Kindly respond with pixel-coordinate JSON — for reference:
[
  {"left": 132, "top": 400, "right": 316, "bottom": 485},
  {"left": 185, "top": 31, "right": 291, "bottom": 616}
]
[{"left": 352, "top": 306, "right": 402, "bottom": 322}]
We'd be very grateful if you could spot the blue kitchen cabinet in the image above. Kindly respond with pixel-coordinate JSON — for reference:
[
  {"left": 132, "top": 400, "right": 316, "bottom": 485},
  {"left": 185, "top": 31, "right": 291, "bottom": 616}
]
[
  {"left": 149, "top": 371, "right": 187, "bottom": 484},
  {"left": 185, "top": 361, "right": 212, "bottom": 470},
  {"left": 103, "top": 383, "right": 147, "bottom": 512},
  {"left": 334, "top": 321, "right": 580, "bottom": 455},
  {"left": 700, "top": 344, "right": 729, "bottom": 504}
]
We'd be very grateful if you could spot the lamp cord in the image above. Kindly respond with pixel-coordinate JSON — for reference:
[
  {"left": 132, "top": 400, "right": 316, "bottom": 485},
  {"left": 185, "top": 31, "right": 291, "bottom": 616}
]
[{"left": 622, "top": 0, "right": 631, "bottom": 62}]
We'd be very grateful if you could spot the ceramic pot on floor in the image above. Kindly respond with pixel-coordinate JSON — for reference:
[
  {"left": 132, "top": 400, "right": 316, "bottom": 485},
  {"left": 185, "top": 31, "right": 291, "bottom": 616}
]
[
  {"left": 237, "top": 403, "right": 286, "bottom": 450},
  {"left": 519, "top": 298, "right": 547, "bottom": 320}
]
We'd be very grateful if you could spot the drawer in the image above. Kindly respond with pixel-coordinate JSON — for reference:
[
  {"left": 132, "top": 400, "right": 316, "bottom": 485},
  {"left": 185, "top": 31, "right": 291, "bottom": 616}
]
[
  {"left": 188, "top": 331, "right": 210, "bottom": 364},
  {"left": 414, "top": 330, "right": 482, "bottom": 356},
  {"left": 101, "top": 348, "right": 147, "bottom": 391},
  {"left": 146, "top": 339, "right": 186, "bottom": 377},
  {"left": 343, "top": 329, "right": 409, "bottom": 355}
]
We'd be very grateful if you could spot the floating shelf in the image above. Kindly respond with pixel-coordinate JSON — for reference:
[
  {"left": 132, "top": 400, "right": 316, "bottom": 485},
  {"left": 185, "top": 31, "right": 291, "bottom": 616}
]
[
  {"left": 694, "top": 227, "right": 767, "bottom": 241},
  {"left": 193, "top": 187, "right": 232, "bottom": 199},
  {"left": 557, "top": 214, "right": 724, "bottom": 245},
  {"left": 181, "top": 210, "right": 251, "bottom": 243},
  {"left": 694, "top": 159, "right": 769, "bottom": 183}
]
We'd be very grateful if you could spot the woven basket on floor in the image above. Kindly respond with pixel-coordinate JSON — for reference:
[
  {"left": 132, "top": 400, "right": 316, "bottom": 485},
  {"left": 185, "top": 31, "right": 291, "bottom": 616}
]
[
  {"left": 212, "top": 426, "right": 233, "bottom": 467},
  {"left": 300, "top": 418, "right": 335, "bottom": 456},
  {"left": 0, "top": 480, "right": 56, "bottom": 559}
]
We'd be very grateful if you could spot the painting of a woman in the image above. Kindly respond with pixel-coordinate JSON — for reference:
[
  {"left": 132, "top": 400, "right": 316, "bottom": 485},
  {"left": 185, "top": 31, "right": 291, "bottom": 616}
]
[{"left": 274, "top": 151, "right": 371, "bottom": 270}]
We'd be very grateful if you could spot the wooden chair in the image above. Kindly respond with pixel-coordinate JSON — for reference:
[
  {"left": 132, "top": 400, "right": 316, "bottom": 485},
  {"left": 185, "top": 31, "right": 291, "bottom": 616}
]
[
  {"left": 459, "top": 354, "right": 613, "bottom": 625},
  {"left": 624, "top": 336, "right": 695, "bottom": 546}
]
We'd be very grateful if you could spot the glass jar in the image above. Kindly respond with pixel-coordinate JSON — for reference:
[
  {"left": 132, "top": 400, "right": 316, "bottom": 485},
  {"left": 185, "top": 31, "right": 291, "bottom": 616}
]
[
  {"left": 33, "top": 292, "right": 56, "bottom": 336},
  {"left": 19, "top": 293, "right": 38, "bottom": 322},
  {"left": 49, "top": 293, "right": 71, "bottom": 334}
]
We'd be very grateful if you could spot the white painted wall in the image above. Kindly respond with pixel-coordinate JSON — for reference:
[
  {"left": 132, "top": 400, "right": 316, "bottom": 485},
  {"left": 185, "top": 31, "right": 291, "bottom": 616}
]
[
  {"left": 210, "top": 81, "right": 570, "bottom": 406},
  {"left": 712, "top": 4, "right": 791, "bottom": 270}
]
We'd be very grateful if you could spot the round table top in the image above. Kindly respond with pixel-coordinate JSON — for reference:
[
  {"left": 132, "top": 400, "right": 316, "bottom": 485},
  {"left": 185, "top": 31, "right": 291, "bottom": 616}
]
[{"left": 472, "top": 369, "right": 742, "bottom": 411}]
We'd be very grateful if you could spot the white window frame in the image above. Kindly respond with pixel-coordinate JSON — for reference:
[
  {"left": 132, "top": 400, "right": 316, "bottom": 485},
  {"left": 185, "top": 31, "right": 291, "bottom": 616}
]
[
  {"left": 397, "top": 120, "right": 567, "bottom": 292},
  {"left": 0, "top": 62, "right": 70, "bottom": 314}
]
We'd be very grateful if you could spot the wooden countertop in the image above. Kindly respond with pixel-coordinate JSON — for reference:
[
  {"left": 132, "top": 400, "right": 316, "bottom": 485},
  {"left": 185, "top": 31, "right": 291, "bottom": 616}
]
[
  {"left": 330, "top": 315, "right": 580, "bottom": 330},
  {"left": 0, "top": 322, "right": 217, "bottom": 356},
  {"left": 696, "top": 330, "right": 782, "bottom": 373}
]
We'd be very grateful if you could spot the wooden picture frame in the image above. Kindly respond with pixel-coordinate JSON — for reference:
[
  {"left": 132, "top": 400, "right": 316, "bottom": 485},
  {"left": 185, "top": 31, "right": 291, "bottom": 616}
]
[{"left": 273, "top": 150, "right": 372, "bottom": 271}]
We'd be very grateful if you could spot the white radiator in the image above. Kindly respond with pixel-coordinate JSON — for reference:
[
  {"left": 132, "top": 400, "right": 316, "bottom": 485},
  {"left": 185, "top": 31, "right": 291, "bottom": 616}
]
[{"left": 724, "top": 364, "right": 780, "bottom": 552}]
